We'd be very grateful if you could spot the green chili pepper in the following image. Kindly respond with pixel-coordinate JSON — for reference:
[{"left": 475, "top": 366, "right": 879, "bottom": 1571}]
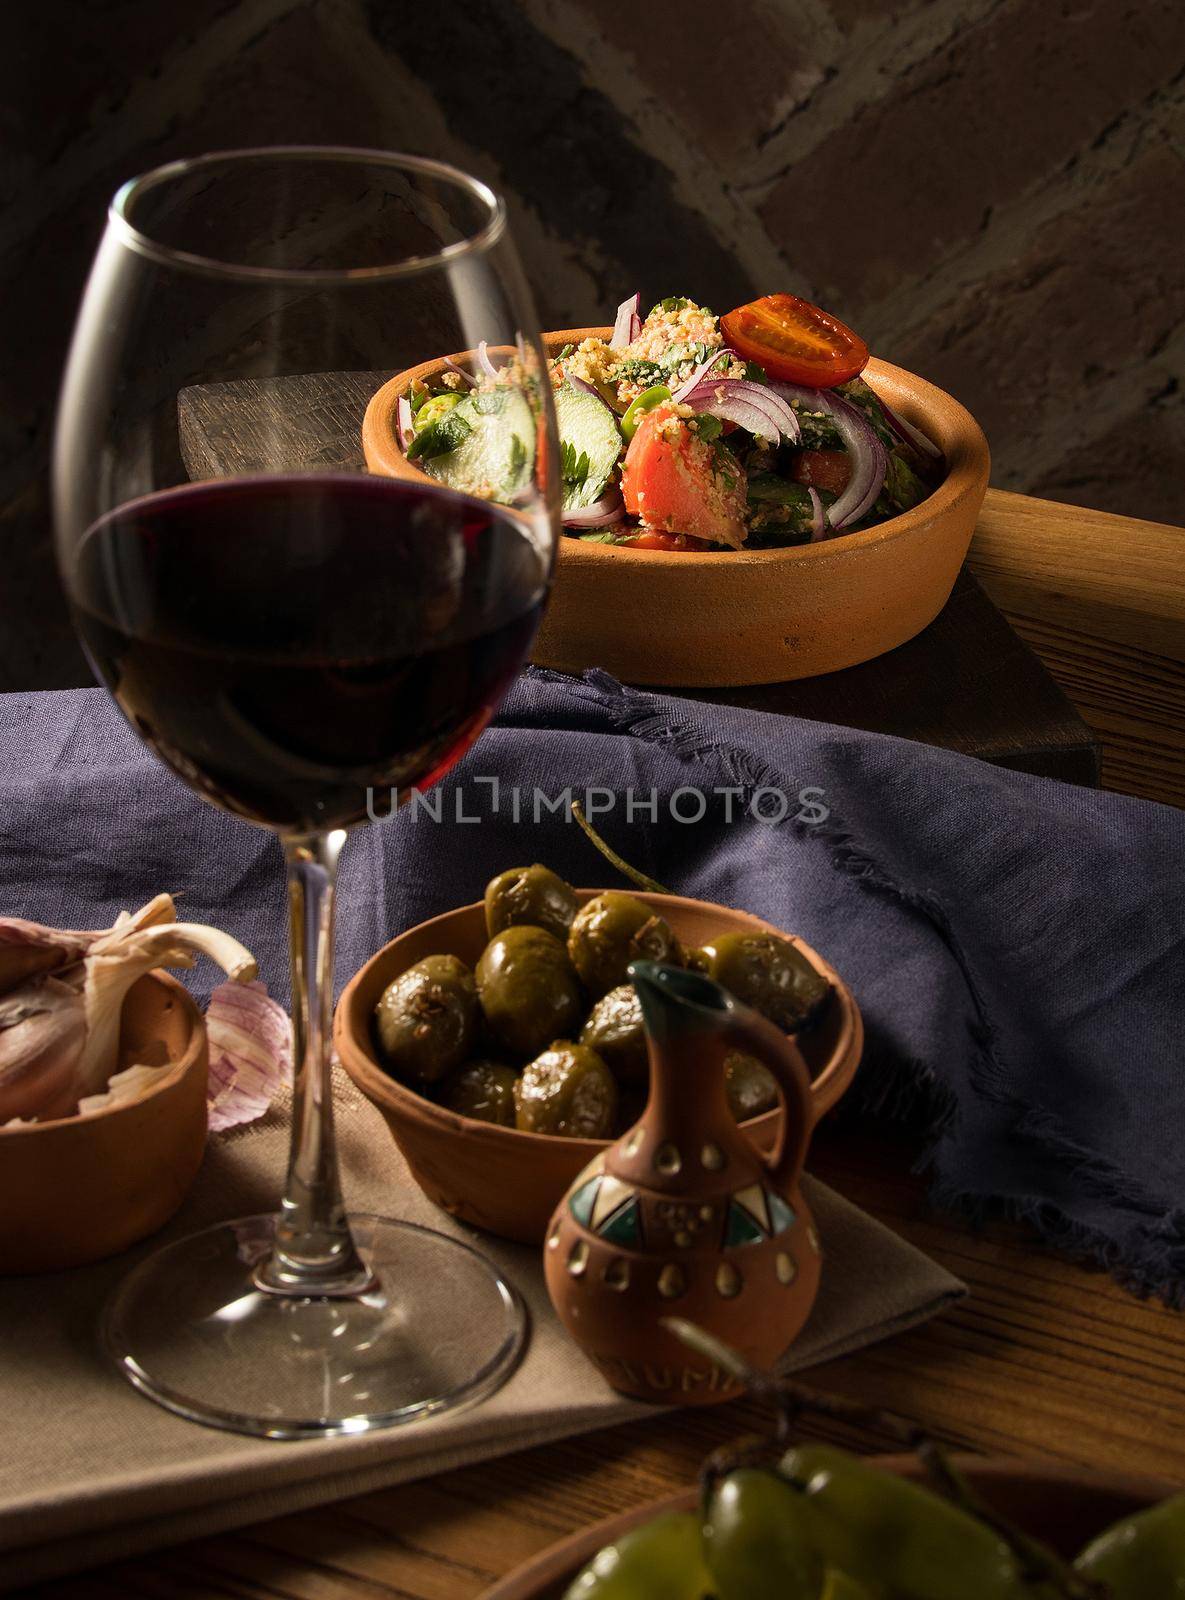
[
  {"left": 779, "top": 1445, "right": 1028, "bottom": 1600},
  {"left": 414, "top": 392, "right": 461, "bottom": 430},
  {"left": 703, "top": 1469, "right": 827, "bottom": 1599},
  {"left": 1075, "top": 1492, "right": 1185, "bottom": 1595},
  {"left": 620, "top": 383, "right": 673, "bottom": 441},
  {"left": 563, "top": 1510, "right": 712, "bottom": 1600}
]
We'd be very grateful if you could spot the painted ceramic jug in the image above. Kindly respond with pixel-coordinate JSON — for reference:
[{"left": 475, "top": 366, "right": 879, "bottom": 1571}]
[{"left": 543, "top": 959, "right": 822, "bottom": 1403}]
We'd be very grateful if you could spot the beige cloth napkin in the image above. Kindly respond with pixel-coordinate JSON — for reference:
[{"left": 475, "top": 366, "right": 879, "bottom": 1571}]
[{"left": 0, "top": 1075, "right": 964, "bottom": 1591}]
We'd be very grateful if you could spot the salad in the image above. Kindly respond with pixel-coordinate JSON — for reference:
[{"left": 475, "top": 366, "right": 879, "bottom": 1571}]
[{"left": 399, "top": 292, "right": 945, "bottom": 552}]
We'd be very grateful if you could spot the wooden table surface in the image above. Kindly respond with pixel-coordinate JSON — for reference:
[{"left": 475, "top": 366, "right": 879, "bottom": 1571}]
[{"left": 30, "top": 489, "right": 1185, "bottom": 1600}]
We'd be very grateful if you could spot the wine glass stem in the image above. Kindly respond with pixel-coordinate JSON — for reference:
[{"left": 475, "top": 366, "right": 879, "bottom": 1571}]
[{"left": 254, "top": 828, "right": 376, "bottom": 1298}]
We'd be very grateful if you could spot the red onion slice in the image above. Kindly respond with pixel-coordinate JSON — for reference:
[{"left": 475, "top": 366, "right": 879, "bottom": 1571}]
[
  {"left": 566, "top": 373, "right": 617, "bottom": 415},
  {"left": 610, "top": 293, "right": 640, "bottom": 350},
  {"left": 683, "top": 391, "right": 783, "bottom": 443},
  {"left": 769, "top": 382, "right": 887, "bottom": 529},
  {"left": 563, "top": 486, "right": 625, "bottom": 528},
  {"left": 476, "top": 339, "right": 498, "bottom": 379},
  {"left": 396, "top": 396, "right": 414, "bottom": 452},
  {"left": 807, "top": 487, "right": 825, "bottom": 542},
  {"left": 827, "top": 397, "right": 888, "bottom": 528},
  {"left": 684, "top": 378, "right": 801, "bottom": 444},
  {"left": 767, "top": 379, "right": 833, "bottom": 413},
  {"left": 879, "top": 396, "right": 942, "bottom": 460},
  {"left": 670, "top": 347, "right": 730, "bottom": 402}
]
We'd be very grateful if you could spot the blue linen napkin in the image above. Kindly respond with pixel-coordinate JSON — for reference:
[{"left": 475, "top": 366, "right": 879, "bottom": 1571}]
[{"left": 2, "top": 669, "right": 1183, "bottom": 1302}]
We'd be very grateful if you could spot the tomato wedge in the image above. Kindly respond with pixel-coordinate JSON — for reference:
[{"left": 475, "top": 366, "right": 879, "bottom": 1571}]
[
  {"left": 791, "top": 449, "right": 852, "bottom": 495},
  {"left": 720, "top": 293, "right": 868, "bottom": 388},
  {"left": 621, "top": 405, "right": 748, "bottom": 549}
]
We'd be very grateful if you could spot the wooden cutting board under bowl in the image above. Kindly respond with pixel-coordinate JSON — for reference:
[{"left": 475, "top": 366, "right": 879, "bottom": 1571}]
[{"left": 176, "top": 372, "right": 1098, "bottom": 786}]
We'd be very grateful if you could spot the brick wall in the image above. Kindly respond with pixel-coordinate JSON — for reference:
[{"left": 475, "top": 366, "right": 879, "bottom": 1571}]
[{"left": 3, "top": 0, "right": 1182, "bottom": 688}]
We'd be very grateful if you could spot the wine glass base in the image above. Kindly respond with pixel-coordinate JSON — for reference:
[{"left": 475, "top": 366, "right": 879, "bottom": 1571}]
[{"left": 102, "top": 1213, "right": 527, "bottom": 1439}]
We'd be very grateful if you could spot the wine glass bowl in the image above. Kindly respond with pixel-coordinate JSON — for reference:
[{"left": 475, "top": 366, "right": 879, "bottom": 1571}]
[{"left": 53, "top": 148, "right": 558, "bottom": 1437}]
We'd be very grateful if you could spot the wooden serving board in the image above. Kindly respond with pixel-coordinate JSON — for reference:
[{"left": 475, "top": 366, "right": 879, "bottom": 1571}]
[{"left": 176, "top": 374, "right": 1099, "bottom": 785}]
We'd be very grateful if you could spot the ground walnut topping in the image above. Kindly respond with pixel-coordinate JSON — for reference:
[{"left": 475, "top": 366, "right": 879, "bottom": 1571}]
[
  {"left": 548, "top": 302, "right": 746, "bottom": 407},
  {"left": 655, "top": 403, "right": 696, "bottom": 442},
  {"left": 561, "top": 336, "right": 619, "bottom": 392}
]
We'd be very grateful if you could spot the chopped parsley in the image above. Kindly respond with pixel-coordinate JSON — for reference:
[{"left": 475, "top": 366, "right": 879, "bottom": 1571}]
[
  {"left": 504, "top": 433, "right": 528, "bottom": 490},
  {"left": 561, "top": 440, "right": 591, "bottom": 489},
  {"left": 615, "top": 357, "right": 665, "bottom": 388},
  {"left": 406, "top": 407, "right": 472, "bottom": 461}
]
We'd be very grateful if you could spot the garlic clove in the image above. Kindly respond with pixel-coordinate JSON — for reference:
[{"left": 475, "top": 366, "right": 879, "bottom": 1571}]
[{"left": 0, "top": 976, "right": 88, "bottom": 1123}]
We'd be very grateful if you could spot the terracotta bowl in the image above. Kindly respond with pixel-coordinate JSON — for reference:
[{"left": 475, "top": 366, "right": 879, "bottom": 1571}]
[
  {"left": 477, "top": 1456, "right": 1172, "bottom": 1600},
  {"left": 335, "top": 892, "right": 862, "bottom": 1246},
  {"left": 0, "top": 972, "right": 208, "bottom": 1274},
  {"left": 362, "top": 328, "right": 990, "bottom": 686}
]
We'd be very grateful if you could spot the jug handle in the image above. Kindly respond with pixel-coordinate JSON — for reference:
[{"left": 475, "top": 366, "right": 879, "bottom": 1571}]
[{"left": 724, "top": 1009, "right": 813, "bottom": 1196}]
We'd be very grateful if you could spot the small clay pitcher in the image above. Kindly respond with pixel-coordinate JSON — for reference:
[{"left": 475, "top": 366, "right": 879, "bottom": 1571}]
[{"left": 544, "top": 960, "right": 822, "bottom": 1403}]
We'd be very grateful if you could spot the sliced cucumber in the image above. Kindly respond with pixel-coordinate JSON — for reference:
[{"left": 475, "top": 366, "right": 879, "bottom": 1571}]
[
  {"left": 555, "top": 382, "right": 623, "bottom": 511},
  {"left": 414, "top": 385, "right": 535, "bottom": 502}
]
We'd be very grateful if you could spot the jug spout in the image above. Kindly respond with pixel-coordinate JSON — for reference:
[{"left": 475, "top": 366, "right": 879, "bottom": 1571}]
[{"left": 629, "top": 959, "right": 735, "bottom": 1043}]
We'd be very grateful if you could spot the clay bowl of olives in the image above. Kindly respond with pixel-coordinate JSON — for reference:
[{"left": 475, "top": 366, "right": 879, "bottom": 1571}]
[{"left": 335, "top": 869, "right": 862, "bottom": 1246}]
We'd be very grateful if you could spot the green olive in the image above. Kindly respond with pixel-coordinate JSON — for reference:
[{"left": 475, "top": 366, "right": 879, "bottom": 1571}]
[
  {"left": 442, "top": 1059, "right": 519, "bottom": 1127},
  {"left": 514, "top": 1042, "right": 617, "bottom": 1138},
  {"left": 415, "top": 392, "right": 461, "bottom": 429},
  {"left": 724, "top": 1051, "right": 780, "bottom": 1122},
  {"left": 476, "top": 924, "right": 585, "bottom": 1059},
  {"left": 564, "top": 1509, "right": 712, "bottom": 1600},
  {"left": 567, "top": 892, "right": 681, "bottom": 999},
  {"left": 484, "top": 863, "right": 578, "bottom": 943},
  {"left": 703, "top": 1468, "right": 824, "bottom": 1600},
  {"left": 580, "top": 983, "right": 650, "bottom": 1086},
  {"left": 778, "top": 1444, "right": 1024, "bottom": 1600},
  {"left": 1076, "top": 1491, "right": 1185, "bottom": 1596},
  {"left": 690, "top": 931, "right": 829, "bottom": 1030},
  {"left": 374, "top": 954, "right": 478, "bottom": 1085}
]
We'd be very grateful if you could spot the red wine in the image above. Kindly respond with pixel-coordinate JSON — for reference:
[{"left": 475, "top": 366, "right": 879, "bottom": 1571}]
[{"left": 72, "top": 475, "right": 551, "bottom": 830}]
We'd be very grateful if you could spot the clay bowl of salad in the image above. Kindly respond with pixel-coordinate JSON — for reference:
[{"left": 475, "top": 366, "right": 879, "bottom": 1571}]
[{"left": 363, "top": 293, "right": 989, "bottom": 687}]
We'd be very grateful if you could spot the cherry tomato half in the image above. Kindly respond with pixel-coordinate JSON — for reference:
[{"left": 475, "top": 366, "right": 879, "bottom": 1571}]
[{"left": 720, "top": 294, "right": 868, "bottom": 388}]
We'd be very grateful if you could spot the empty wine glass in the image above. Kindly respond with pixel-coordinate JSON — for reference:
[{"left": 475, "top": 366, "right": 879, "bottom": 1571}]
[{"left": 53, "top": 148, "right": 559, "bottom": 1438}]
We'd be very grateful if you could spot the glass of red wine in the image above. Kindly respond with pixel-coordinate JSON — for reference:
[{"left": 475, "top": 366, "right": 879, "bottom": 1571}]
[{"left": 53, "top": 149, "right": 560, "bottom": 1437}]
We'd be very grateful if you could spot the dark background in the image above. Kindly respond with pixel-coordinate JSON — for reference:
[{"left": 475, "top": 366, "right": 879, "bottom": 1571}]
[{"left": 4, "top": 0, "right": 1183, "bottom": 691}]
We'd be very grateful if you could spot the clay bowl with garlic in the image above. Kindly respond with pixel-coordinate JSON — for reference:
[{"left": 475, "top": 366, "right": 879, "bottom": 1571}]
[
  {"left": 362, "top": 328, "right": 990, "bottom": 687},
  {"left": 0, "top": 973, "right": 208, "bottom": 1274},
  {"left": 335, "top": 891, "right": 862, "bottom": 1247}
]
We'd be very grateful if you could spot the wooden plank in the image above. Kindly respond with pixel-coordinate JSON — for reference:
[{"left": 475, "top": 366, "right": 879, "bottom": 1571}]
[
  {"left": 178, "top": 372, "right": 389, "bottom": 480},
  {"left": 970, "top": 490, "right": 1185, "bottom": 806}
]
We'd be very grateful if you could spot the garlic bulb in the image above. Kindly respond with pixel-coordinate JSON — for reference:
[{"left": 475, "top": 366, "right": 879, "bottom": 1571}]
[{"left": 0, "top": 896, "right": 258, "bottom": 1125}]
